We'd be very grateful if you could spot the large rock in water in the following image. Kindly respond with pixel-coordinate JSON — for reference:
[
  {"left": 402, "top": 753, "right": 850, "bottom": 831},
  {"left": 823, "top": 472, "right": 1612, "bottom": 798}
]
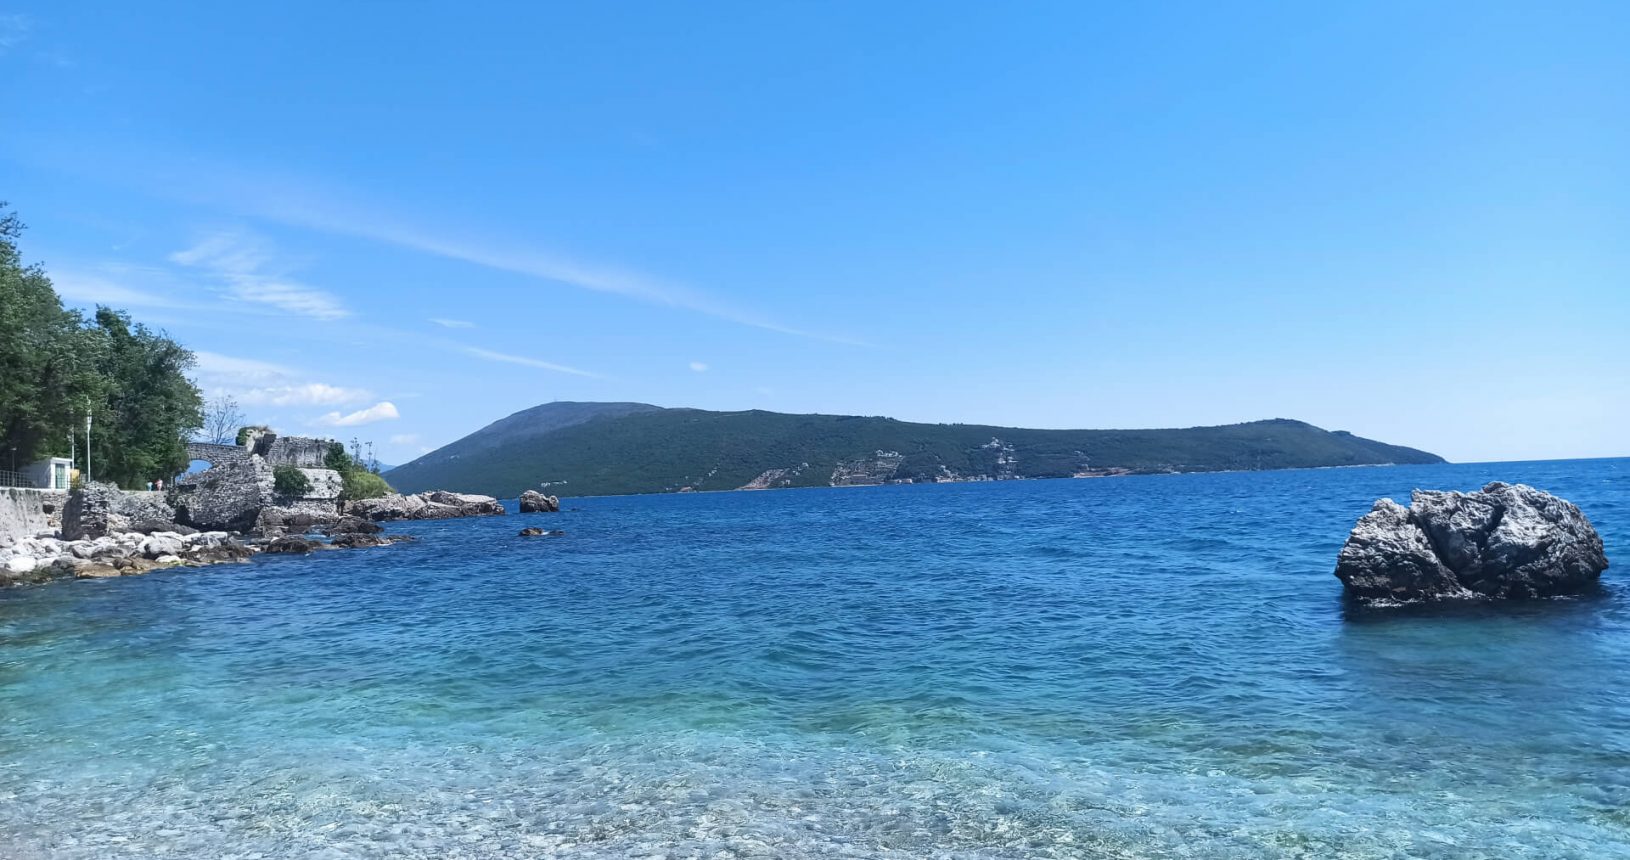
[
  {"left": 1335, "top": 482, "right": 1608, "bottom": 602},
  {"left": 348, "top": 490, "right": 506, "bottom": 521},
  {"left": 518, "top": 490, "right": 560, "bottom": 513}
]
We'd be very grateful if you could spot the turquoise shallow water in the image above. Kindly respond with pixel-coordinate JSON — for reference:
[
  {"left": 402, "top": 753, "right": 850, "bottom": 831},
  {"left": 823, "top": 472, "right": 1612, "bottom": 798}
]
[{"left": 2, "top": 459, "right": 1628, "bottom": 858}]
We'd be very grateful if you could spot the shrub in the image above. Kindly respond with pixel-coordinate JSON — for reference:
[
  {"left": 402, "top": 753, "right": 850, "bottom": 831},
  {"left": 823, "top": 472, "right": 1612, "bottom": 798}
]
[
  {"left": 325, "top": 441, "right": 354, "bottom": 472},
  {"left": 273, "top": 465, "right": 311, "bottom": 496},
  {"left": 236, "top": 425, "right": 270, "bottom": 446},
  {"left": 342, "top": 468, "right": 392, "bottom": 501}
]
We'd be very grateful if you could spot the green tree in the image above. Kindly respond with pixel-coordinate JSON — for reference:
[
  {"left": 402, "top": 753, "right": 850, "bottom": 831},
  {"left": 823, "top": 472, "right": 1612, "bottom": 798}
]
[
  {"left": 0, "top": 206, "right": 105, "bottom": 467},
  {"left": 85, "top": 308, "right": 204, "bottom": 488},
  {"left": 325, "top": 440, "right": 394, "bottom": 500}
]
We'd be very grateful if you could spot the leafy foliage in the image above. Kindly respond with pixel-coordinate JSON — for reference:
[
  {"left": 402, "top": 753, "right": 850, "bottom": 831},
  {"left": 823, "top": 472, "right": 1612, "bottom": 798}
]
[
  {"left": 0, "top": 206, "right": 103, "bottom": 466},
  {"left": 385, "top": 403, "right": 1446, "bottom": 498},
  {"left": 341, "top": 469, "right": 392, "bottom": 501},
  {"left": 325, "top": 441, "right": 353, "bottom": 471},
  {"left": 88, "top": 307, "right": 204, "bottom": 488},
  {"left": 237, "top": 425, "right": 270, "bottom": 446},
  {"left": 0, "top": 204, "right": 203, "bottom": 488},
  {"left": 326, "top": 440, "right": 393, "bottom": 500},
  {"left": 272, "top": 465, "right": 311, "bottom": 496}
]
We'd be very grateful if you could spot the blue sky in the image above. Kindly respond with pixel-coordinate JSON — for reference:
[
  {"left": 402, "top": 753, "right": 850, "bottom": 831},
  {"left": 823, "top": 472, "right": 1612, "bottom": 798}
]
[{"left": 2, "top": 2, "right": 1625, "bottom": 464}]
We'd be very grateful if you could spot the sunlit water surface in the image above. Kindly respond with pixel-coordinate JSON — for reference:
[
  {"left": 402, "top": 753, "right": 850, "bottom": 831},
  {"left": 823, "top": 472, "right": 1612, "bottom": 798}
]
[{"left": 3, "top": 459, "right": 1628, "bottom": 858}]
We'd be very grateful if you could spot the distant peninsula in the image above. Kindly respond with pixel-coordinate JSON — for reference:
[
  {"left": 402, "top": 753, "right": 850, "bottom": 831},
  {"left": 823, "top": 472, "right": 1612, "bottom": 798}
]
[{"left": 383, "top": 402, "right": 1445, "bottom": 498}]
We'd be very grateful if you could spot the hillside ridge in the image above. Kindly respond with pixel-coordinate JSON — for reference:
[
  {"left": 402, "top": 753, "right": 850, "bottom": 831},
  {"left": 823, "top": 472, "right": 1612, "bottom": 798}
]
[{"left": 384, "top": 402, "right": 1445, "bottom": 498}]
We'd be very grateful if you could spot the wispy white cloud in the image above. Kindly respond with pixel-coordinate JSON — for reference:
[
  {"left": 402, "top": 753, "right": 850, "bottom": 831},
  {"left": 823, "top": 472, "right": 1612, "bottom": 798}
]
[
  {"left": 221, "top": 183, "right": 863, "bottom": 344},
  {"left": 51, "top": 269, "right": 182, "bottom": 309},
  {"left": 388, "top": 433, "right": 420, "bottom": 446},
  {"left": 0, "top": 14, "right": 29, "bottom": 54},
  {"left": 170, "top": 231, "right": 350, "bottom": 321},
  {"left": 192, "top": 351, "right": 373, "bottom": 410},
  {"left": 430, "top": 317, "right": 476, "bottom": 329},
  {"left": 238, "top": 382, "right": 372, "bottom": 407},
  {"left": 463, "top": 346, "right": 599, "bottom": 378},
  {"left": 317, "top": 401, "right": 400, "bottom": 427},
  {"left": 237, "top": 280, "right": 348, "bottom": 320},
  {"left": 689, "top": 361, "right": 709, "bottom": 372},
  {"left": 192, "top": 350, "right": 298, "bottom": 386}
]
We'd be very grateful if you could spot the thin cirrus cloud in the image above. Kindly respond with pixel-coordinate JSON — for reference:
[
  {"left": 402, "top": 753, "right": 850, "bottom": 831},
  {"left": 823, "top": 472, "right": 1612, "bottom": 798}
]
[
  {"left": 192, "top": 350, "right": 299, "bottom": 387},
  {"left": 317, "top": 401, "right": 400, "bottom": 427},
  {"left": 214, "top": 178, "right": 866, "bottom": 345},
  {"left": 462, "top": 346, "right": 599, "bottom": 378},
  {"left": 170, "top": 231, "right": 350, "bottom": 321},
  {"left": 39, "top": 151, "right": 862, "bottom": 342},
  {"left": 689, "top": 361, "right": 709, "bottom": 372},
  {"left": 50, "top": 268, "right": 183, "bottom": 309},
  {"left": 430, "top": 318, "right": 476, "bottom": 329},
  {"left": 0, "top": 14, "right": 29, "bottom": 53},
  {"left": 237, "top": 382, "right": 373, "bottom": 407},
  {"left": 192, "top": 350, "right": 372, "bottom": 407}
]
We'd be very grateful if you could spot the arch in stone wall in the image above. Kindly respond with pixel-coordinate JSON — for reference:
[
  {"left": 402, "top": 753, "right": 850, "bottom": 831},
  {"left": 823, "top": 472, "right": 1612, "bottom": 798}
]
[{"left": 185, "top": 442, "right": 251, "bottom": 469}]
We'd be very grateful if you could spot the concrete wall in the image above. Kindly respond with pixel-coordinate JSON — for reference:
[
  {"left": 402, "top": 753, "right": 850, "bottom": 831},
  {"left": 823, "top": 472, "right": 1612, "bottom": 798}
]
[{"left": 0, "top": 488, "right": 49, "bottom": 547}]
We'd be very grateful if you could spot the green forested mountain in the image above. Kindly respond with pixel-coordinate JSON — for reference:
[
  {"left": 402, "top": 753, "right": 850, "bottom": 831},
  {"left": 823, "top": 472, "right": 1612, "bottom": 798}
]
[{"left": 385, "top": 402, "right": 1445, "bottom": 498}]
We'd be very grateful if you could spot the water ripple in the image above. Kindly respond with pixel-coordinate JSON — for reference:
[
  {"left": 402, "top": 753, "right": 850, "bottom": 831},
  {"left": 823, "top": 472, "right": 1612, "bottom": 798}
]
[{"left": 1, "top": 458, "right": 1628, "bottom": 857}]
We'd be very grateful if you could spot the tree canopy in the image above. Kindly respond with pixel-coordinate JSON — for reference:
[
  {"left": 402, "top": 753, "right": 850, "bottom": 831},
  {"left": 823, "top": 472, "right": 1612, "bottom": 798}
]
[{"left": 0, "top": 204, "right": 203, "bottom": 487}]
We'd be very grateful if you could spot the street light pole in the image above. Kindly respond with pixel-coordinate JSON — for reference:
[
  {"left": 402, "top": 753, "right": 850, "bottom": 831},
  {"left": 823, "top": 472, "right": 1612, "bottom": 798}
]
[{"left": 85, "top": 412, "right": 92, "bottom": 484}]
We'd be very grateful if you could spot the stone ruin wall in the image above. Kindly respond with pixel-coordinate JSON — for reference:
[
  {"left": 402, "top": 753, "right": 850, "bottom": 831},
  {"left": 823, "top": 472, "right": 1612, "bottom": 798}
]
[{"left": 263, "top": 436, "right": 333, "bottom": 469}]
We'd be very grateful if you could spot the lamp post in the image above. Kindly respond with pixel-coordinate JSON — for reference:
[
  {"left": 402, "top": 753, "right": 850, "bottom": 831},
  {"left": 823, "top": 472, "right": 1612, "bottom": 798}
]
[{"left": 85, "top": 412, "right": 92, "bottom": 484}]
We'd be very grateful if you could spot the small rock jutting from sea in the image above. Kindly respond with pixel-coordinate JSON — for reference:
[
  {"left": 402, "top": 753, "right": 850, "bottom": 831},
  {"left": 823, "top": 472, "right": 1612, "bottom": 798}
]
[
  {"left": 519, "top": 490, "right": 561, "bottom": 513},
  {"left": 1334, "top": 481, "right": 1609, "bottom": 603}
]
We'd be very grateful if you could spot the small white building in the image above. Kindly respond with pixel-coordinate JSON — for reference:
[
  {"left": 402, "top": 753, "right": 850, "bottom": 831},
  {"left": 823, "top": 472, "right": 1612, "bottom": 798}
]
[{"left": 23, "top": 457, "right": 74, "bottom": 490}]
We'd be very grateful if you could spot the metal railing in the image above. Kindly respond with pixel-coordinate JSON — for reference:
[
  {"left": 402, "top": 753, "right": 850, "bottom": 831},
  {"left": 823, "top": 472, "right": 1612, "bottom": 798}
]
[{"left": 0, "top": 469, "right": 37, "bottom": 489}]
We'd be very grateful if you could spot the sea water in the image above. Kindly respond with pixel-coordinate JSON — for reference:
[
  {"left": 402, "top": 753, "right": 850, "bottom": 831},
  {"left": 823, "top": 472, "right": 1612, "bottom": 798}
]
[{"left": 2, "top": 459, "right": 1627, "bottom": 858}]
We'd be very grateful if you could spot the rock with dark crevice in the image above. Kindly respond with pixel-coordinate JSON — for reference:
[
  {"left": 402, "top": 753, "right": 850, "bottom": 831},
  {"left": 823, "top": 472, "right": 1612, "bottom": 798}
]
[
  {"left": 1335, "top": 482, "right": 1608, "bottom": 602},
  {"left": 329, "top": 532, "right": 415, "bottom": 549},
  {"left": 519, "top": 490, "right": 561, "bottom": 513},
  {"left": 324, "top": 516, "right": 383, "bottom": 536},
  {"left": 263, "top": 535, "right": 321, "bottom": 554}
]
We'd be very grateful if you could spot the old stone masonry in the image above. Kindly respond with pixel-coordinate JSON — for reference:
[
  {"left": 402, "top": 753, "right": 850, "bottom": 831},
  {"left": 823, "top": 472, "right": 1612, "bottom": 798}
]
[{"left": 173, "top": 429, "right": 344, "bottom": 533}]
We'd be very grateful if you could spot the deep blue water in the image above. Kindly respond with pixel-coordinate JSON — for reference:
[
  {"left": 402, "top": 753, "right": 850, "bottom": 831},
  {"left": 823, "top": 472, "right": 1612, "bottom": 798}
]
[{"left": 2, "top": 459, "right": 1628, "bottom": 858}]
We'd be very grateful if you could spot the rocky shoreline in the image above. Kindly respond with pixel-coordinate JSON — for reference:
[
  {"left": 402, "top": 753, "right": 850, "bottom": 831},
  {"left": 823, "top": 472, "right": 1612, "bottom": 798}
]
[{"left": 0, "top": 485, "right": 552, "bottom": 588}]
